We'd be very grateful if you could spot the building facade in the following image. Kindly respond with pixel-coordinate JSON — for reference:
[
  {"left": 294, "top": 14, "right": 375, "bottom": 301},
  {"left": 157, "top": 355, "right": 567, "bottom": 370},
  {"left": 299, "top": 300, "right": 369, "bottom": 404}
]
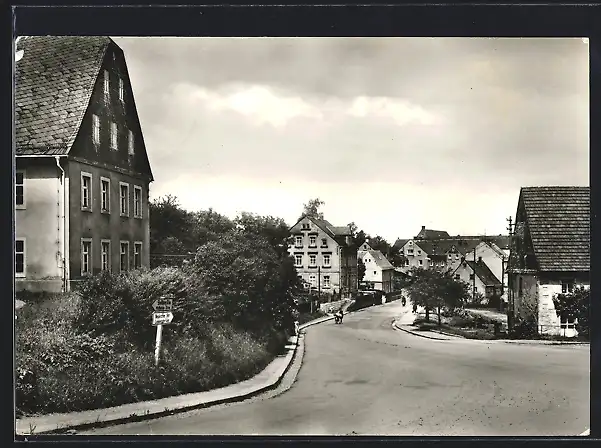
[
  {"left": 15, "top": 36, "right": 153, "bottom": 292},
  {"left": 358, "top": 249, "right": 395, "bottom": 293},
  {"left": 507, "top": 186, "right": 590, "bottom": 337},
  {"left": 288, "top": 216, "right": 358, "bottom": 297}
]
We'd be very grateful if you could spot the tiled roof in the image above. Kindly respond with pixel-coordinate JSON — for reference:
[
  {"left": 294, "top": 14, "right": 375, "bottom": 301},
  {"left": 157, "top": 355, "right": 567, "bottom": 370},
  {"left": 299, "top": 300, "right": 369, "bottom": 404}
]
[
  {"left": 465, "top": 260, "right": 502, "bottom": 286},
  {"left": 359, "top": 249, "right": 395, "bottom": 270},
  {"left": 15, "top": 36, "right": 111, "bottom": 155},
  {"left": 415, "top": 228, "right": 451, "bottom": 239},
  {"left": 291, "top": 216, "right": 351, "bottom": 240},
  {"left": 393, "top": 238, "right": 409, "bottom": 250},
  {"left": 520, "top": 186, "right": 590, "bottom": 272}
]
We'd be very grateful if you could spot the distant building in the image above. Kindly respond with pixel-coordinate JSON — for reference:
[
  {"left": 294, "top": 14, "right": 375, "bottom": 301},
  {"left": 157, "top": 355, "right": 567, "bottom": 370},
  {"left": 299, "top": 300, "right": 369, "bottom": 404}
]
[
  {"left": 358, "top": 249, "right": 395, "bottom": 293},
  {"left": 414, "top": 225, "right": 451, "bottom": 239},
  {"left": 452, "top": 259, "right": 502, "bottom": 304},
  {"left": 507, "top": 186, "right": 590, "bottom": 337},
  {"left": 14, "top": 37, "right": 153, "bottom": 292},
  {"left": 288, "top": 216, "right": 358, "bottom": 297},
  {"left": 464, "top": 240, "right": 509, "bottom": 301}
]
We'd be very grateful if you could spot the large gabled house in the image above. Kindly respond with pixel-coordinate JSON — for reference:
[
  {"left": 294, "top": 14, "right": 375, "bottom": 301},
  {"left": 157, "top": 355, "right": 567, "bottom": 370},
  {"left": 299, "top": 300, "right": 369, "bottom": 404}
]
[
  {"left": 414, "top": 226, "right": 451, "bottom": 239},
  {"left": 464, "top": 240, "right": 509, "bottom": 301},
  {"left": 14, "top": 36, "right": 154, "bottom": 292},
  {"left": 507, "top": 186, "right": 590, "bottom": 337},
  {"left": 288, "top": 216, "right": 358, "bottom": 297}
]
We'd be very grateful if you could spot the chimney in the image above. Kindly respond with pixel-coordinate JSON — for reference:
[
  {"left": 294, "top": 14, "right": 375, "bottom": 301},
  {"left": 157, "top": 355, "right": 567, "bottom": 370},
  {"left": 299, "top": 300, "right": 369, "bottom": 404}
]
[
  {"left": 478, "top": 256, "right": 482, "bottom": 263},
  {"left": 421, "top": 225, "right": 426, "bottom": 231}
]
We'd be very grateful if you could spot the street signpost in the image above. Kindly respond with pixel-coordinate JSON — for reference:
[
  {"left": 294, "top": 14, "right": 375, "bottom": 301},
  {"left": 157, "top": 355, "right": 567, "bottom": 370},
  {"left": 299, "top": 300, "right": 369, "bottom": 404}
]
[{"left": 152, "top": 296, "right": 174, "bottom": 366}]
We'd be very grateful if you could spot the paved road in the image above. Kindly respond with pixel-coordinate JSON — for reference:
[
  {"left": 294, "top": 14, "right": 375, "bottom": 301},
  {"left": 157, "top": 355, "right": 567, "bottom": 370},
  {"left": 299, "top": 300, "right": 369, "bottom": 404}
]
[{"left": 82, "top": 301, "right": 589, "bottom": 436}]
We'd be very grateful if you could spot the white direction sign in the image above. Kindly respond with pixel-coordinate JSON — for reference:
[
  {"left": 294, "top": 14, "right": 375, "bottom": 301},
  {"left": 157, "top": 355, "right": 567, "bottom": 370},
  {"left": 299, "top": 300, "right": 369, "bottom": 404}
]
[
  {"left": 152, "top": 311, "right": 174, "bottom": 326},
  {"left": 152, "top": 298, "right": 173, "bottom": 312}
]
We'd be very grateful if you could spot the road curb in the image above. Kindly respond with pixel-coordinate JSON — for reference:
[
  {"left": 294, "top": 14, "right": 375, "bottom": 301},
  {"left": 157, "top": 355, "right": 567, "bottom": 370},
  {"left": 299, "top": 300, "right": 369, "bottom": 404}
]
[
  {"left": 16, "top": 313, "right": 341, "bottom": 436},
  {"left": 392, "top": 321, "right": 452, "bottom": 341}
]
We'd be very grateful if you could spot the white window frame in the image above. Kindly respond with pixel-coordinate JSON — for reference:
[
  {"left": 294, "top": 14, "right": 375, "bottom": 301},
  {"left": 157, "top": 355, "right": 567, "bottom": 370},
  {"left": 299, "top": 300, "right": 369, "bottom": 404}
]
[
  {"left": 418, "top": 259, "right": 423, "bottom": 266},
  {"left": 404, "top": 259, "right": 409, "bottom": 267},
  {"left": 561, "top": 280, "right": 575, "bottom": 294},
  {"left": 309, "top": 235, "right": 317, "bottom": 247},
  {"left": 309, "top": 254, "right": 317, "bottom": 267},
  {"left": 15, "top": 169, "right": 25, "bottom": 209},
  {"left": 120, "top": 241, "right": 130, "bottom": 272},
  {"left": 294, "top": 254, "right": 303, "bottom": 267},
  {"left": 103, "top": 69, "right": 110, "bottom": 98},
  {"left": 119, "top": 77, "right": 125, "bottom": 102},
  {"left": 295, "top": 236, "right": 303, "bottom": 248},
  {"left": 309, "top": 274, "right": 316, "bottom": 287},
  {"left": 101, "top": 239, "right": 111, "bottom": 272},
  {"left": 128, "top": 129, "right": 134, "bottom": 155},
  {"left": 560, "top": 315, "right": 577, "bottom": 329},
  {"left": 81, "top": 172, "right": 92, "bottom": 211},
  {"left": 15, "top": 238, "right": 26, "bottom": 278},
  {"left": 119, "top": 182, "right": 129, "bottom": 217},
  {"left": 133, "top": 185, "right": 142, "bottom": 219},
  {"left": 81, "top": 238, "right": 92, "bottom": 276},
  {"left": 321, "top": 238, "right": 328, "bottom": 247},
  {"left": 100, "top": 177, "right": 110, "bottom": 214},
  {"left": 323, "top": 254, "right": 331, "bottom": 267},
  {"left": 110, "top": 122, "right": 118, "bottom": 150},
  {"left": 92, "top": 114, "right": 100, "bottom": 145},
  {"left": 134, "top": 241, "right": 143, "bottom": 269},
  {"left": 323, "top": 275, "right": 331, "bottom": 288}
]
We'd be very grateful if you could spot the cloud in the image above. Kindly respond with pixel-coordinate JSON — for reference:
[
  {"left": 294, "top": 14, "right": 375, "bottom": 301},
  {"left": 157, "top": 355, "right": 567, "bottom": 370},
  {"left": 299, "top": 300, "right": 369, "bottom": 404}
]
[{"left": 170, "top": 82, "right": 441, "bottom": 129}]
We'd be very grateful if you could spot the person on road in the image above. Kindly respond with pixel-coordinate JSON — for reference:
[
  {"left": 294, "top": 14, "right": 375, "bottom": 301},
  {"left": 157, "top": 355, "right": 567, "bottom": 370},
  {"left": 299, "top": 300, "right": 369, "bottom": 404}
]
[
  {"left": 412, "top": 303, "right": 418, "bottom": 314},
  {"left": 402, "top": 296, "right": 406, "bottom": 307}
]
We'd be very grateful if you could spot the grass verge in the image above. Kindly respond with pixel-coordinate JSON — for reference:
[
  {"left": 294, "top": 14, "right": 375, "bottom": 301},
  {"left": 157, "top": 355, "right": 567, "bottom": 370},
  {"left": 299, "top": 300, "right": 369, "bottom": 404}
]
[{"left": 16, "top": 292, "right": 279, "bottom": 417}]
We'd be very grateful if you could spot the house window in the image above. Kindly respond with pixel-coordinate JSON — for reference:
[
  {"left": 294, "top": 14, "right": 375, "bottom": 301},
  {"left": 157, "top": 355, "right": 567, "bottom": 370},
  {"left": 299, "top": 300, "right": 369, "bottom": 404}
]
[
  {"left": 469, "top": 273, "right": 475, "bottom": 280},
  {"left": 321, "top": 238, "right": 328, "bottom": 247},
  {"left": 407, "top": 249, "right": 414, "bottom": 255},
  {"left": 309, "top": 254, "right": 317, "bottom": 266},
  {"left": 324, "top": 275, "right": 331, "bottom": 288},
  {"left": 81, "top": 172, "right": 92, "bottom": 210},
  {"left": 100, "top": 177, "right": 110, "bottom": 213},
  {"left": 309, "top": 236, "right": 317, "bottom": 247},
  {"left": 561, "top": 280, "right": 574, "bottom": 294},
  {"left": 110, "top": 122, "right": 118, "bottom": 150},
  {"left": 15, "top": 170, "right": 25, "bottom": 208},
  {"left": 119, "top": 182, "right": 129, "bottom": 216},
  {"left": 120, "top": 241, "right": 129, "bottom": 272},
  {"left": 134, "top": 242, "right": 142, "bottom": 269},
  {"left": 128, "top": 130, "right": 135, "bottom": 155},
  {"left": 81, "top": 239, "right": 92, "bottom": 276},
  {"left": 103, "top": 69, "right": 109, "bottom": 97},
  {"left": 309, "top": 274, "right": 316, "bottom": 287},
  {"left": 92, "top": 114, "right": 100, "bottom": 145},
  {"left": 417, "top": 250, "right": 422, "bottom": 255},
  {"left": 323, "top": 254, "right": 331, "bottom": 267},
  {"left": 119, "top": 77, "right": 125, "bottom": 102},
  {"left": 404, "top": 260, "right": 409, "bottom": 267},
  {"left": 294, "top": 254, "right": 303, "bottom": 267},
  {"left": 295, "top": 236, "right": 303, "bottom": 247},
  {"left": 302, "top": 223, "right": 310, "bottom": 230},
  {"left": 374, "top": 271, "right": 377, "bottom": 275},
  {"left": 454, "top": 274, "right": 460, "bottom": 281},
  {"left": 101, "top": 240, "right": 111, "bottom": 271},
  {"left": 15, "top": 239, "right": 25, "bottom": 277},
  {"left": 418, "top": 260, "right": 423, "bottom": 266},
  {"left": 560, "top": 316, "right": 576, "bottom": 329},
  {"left": 134, "top": 186, "right": 142, "bottom": 218}
]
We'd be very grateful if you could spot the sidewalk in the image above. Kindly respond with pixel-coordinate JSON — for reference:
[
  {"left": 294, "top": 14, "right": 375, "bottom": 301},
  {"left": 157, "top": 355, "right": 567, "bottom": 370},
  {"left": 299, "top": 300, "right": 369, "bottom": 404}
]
[{"left": 16, "top": 315, "right": 335, "bottom": 436}]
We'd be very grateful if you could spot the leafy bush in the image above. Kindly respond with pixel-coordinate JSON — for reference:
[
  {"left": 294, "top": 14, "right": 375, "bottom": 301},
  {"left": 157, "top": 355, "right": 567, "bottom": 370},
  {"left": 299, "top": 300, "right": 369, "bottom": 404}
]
[
  {"left": 553, "top": 286, "right": 589, "bottom": 340},
  {"left": 511, "top": 317, "right": 538, "bottom": 339}
]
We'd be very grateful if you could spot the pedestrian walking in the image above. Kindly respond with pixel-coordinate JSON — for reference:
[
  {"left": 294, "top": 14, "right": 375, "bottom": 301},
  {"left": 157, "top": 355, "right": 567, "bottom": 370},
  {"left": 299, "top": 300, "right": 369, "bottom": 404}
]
[
  {"left": 412, "top": 303, "right": 417, "bottom": 314},
  {"left": 401, "top": 296, "right": 406, "bottom": 307}
]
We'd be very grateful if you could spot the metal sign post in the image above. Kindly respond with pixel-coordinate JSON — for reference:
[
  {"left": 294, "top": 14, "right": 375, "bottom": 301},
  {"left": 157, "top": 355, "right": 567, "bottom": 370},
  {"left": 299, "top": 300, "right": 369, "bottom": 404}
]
[{"left": 152, "top": 296, "right": 174, "bottom": 367}]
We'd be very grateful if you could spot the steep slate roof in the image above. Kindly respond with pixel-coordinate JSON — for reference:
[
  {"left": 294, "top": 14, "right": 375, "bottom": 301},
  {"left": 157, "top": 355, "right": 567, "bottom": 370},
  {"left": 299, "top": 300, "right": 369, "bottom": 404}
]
[
  {"left": 415, "top": 228, "right": 451, "bottom": 239},
  {"left": 393, "top": 238, "right": 409, "bottom": 250},
  {"left": 15, "top": 36, "right": 112, "bottom": 155},
  {"left": 520, "top": 186, "right": 590, "bottom": 272},
  {"left": 465, "top": 260, "right": 502, "bottom": 286},
  {"left": 291, "top": 216, "right": 351, "bottom": 239},
  {"left": 359, "top": 250, "right": 395, "bottom": 270}
]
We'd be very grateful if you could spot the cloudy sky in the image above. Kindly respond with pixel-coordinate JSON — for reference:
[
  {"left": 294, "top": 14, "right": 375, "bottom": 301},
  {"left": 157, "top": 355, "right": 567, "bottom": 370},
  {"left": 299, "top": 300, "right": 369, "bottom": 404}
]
[{"left": 113, "top": 37, "right": 589, "bottom": 243}]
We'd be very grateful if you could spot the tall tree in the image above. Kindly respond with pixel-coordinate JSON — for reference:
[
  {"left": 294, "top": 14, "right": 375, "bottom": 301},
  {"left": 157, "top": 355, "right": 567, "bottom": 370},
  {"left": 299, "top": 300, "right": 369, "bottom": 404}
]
[
  {"left": 302, "top": 198, "right": 325, "bottom": 219},
  {"left": 234, "top": 212, "right": 291, "bottom": 258},
  {"left": 348, "top": 221, "right": 368, "bottom": 250},
  {"left": 149, "top": 195, "right": 193, "bottom": 254},
  {"left": 358, "top": 258, "right": 366, "bottom": 285}
]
